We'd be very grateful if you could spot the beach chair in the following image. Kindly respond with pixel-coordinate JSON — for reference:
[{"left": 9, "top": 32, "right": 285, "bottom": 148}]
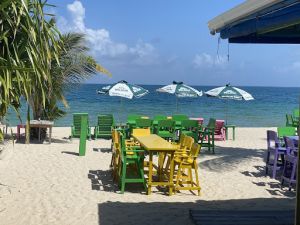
[
  {"left": 277, "top": 127, "right": 296, "bottom": 141},
  {"left": 172, "top": 114, "right": 188, "bottom": 129},
  {"left": 135, "top": 119, "right": 152, "bottom": 129},
  {"left": 214, "top": 120, "right": 226, "bottom": 141},
  {"left": 71, "top": 113, "right": 91, "bottom": 139},
  {"left": 152, "top": 115, "right": 167, "bottom": 131},
  {"left": 94, "top": 114, "right": 114, "bottom": 139},
  {"left": 110, "top": 129, "right": 122, "bottom": 182},
  {"left": 285, "top": 114, "right": 298, "bottom": 127},
  {"left": 173, "top": 143, "right": 201, "bottom": 195},
  {"left": 156, "top": 119, "right": 175, "bottom": 140},
  {"left": 266, "top": 130, "right": 287, "bottom": 179},
  {"left": 199, "top": 118, "right": 216, "bottom": 154},
  {"left": 293, "top": 108, "right": 299, "bottom": 120},
  {"left": 119, "top": 132, "right": 146, "bottom": 193},
  {"left": 180, "top": 119, "right": 200, "bottom": 142},
  {"left": 281, "top": 137, "right": 298, "bottom": 190}
]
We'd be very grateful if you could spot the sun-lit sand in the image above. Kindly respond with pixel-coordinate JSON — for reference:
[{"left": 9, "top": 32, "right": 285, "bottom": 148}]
[{"left": 0, "top": 127, "right": 295, "bottom": 225}]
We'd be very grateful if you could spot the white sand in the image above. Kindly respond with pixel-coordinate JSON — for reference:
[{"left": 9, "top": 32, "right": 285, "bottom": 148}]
[{"left": 0, "top": 127, "right": 295, "bottom": 225}]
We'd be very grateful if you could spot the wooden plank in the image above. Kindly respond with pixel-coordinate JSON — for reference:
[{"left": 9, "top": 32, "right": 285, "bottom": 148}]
[{"left": 190, "top": 210, "right": 294, "bottom": 225}]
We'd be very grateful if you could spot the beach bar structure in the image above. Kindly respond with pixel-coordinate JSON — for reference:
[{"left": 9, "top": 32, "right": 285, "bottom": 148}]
[{"left": 208, "top": 0, "right": 300, "bottom": 224}]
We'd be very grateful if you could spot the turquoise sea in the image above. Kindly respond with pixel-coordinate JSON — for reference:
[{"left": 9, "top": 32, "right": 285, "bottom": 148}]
[{"left": 6, "top": 84, "right": 300, "bottom": 127}]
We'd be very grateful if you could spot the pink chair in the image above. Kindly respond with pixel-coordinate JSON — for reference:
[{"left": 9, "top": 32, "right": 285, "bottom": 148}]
[{"left": 214, "top": 120, "right": 226, "bottom": 141}]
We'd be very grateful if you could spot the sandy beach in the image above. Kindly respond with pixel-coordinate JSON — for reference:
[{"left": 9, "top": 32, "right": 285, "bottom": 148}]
[{"left": 0, "top": 127, "right": 296, "bottom": 225}]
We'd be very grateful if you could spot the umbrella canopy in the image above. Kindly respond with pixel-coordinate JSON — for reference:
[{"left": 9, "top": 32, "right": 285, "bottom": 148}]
[
  {"left": 97, "top": 80, "right": 149, "bottom": 99},
  {"left": 156, "top": 81, "right": 203, "bottom": 98},
  {"left": 205, "top": 84, "right": 254, "bottom": 101}
]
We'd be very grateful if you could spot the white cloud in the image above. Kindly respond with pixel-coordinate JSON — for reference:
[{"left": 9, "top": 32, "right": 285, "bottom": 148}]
[
  {"left": 58, "top": 0, "right": 157, "bottom": 65},
  {"left": 273, "top": 60, "right": 300, "bottom": 73},
  {"left": 193, "top": 53, "right": 228, "bottom": 69}
]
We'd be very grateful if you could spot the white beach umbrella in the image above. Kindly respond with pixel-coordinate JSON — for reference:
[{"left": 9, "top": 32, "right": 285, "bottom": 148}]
[
  {"left": 156, "top": 81, "right": 202, "bottom": 111},
  {"left": 205, "top": 84, "right": 254, "bottom": 123}
]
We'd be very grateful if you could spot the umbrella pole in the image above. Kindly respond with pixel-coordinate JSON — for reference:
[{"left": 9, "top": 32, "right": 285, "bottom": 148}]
[{"left": 176, "top": 96, "right": 178, "bottom": 113}]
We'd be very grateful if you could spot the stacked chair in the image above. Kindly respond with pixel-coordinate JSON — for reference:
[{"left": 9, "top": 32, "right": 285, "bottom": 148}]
[
  {"left": 111, "top": 129, "right": 146, "bottom": 193},
  {"left": 94, "top": 114, "right": 114, "bottom": 139},
  {"left": 71, "top": 113, "right": 91, "bottom": 139}
]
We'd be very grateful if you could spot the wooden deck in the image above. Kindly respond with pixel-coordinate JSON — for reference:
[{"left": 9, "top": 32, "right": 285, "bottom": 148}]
[{"left": 189, "top": 210, "right": 294, "bottom": 225}]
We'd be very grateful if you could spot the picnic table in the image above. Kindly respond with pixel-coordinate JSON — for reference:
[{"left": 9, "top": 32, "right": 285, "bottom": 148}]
[
  {"left": 30, "top": 120, "right": 54, "bottom": 144},
  {"left": 132, "top": 134, "right": 177, "bottom": 195}
]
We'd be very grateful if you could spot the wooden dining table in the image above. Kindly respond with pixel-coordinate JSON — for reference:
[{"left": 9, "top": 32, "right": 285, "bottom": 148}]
[{"left": 132, "top": 134, "right": 177, "bottom": 195}]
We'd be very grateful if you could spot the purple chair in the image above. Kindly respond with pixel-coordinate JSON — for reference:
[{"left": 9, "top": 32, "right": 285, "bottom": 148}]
[
  {"left": 281, "top": 137, "right": 298, "bottom": 190},
  {"left": 266, "top": 130, "right": 287, "bottom": 179}
]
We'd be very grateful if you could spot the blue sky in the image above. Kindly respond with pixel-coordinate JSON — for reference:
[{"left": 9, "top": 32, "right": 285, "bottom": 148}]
[{"left": 50, "top": 0, "right": 300, "bottom": 87}]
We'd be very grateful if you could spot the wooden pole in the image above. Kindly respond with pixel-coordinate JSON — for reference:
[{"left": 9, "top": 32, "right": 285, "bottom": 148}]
[
  {"left": 79, "top": 115, "right": 87, "bottom": 156},
  {"left": 296, "top": 96, "right": 300, "bottom": 225}
]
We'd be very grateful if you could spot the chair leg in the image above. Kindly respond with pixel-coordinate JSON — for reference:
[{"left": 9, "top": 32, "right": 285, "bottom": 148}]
[
  {"left": 272, "top": 153, "right": 278, "bottom": 179},
  {"left": 194, "top": 161, "right": 201, "bottom": 196},
  {"left": 266, "top": 151, "right": 270, "bottom": 175},
  {"left": 121, "top": 160, "right": 126, "bottom": 194}
]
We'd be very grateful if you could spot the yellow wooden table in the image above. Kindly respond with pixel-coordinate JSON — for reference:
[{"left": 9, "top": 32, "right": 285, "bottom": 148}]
[{"left": 132, "top": 134, "right": 177, "bottom": 195}]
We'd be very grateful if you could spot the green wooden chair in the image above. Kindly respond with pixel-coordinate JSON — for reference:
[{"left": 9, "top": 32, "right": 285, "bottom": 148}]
[
  {"left": 118, "top": 132, "right": 146, "bottom": 193},
  {"left": 199, "top": 118, "right": 216, "bottom": 154},
  {"left": 277, "top": 126, "right": 297, "bottom": 139},
  {"left": 293, "top": 109, "right": 299, "bottom": 120},
  {"left": 71, "top": 113, "right": 91, "bottom": 139},
  {"left": 172, "top": 114, "right": 189, "bottom": 129},
  {"left": 156, "top": 119, "right": 175, "bottom": 140},
  {"left": 94, "top": 114, "right": 114, "bottom": 139},
  {"left": 286, "top": 114, "right": 298, "bottom": 127},
  {"left": 180, "top": 119, "right": 200, "bottom": 142},
  {"left": 135, "top": 118, "right": 152, "bottom": 128}
]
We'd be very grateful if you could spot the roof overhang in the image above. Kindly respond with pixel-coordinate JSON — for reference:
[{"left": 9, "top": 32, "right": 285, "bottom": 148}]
[{"left": 208, "top": 0, "right": 300, "bottom": 44}]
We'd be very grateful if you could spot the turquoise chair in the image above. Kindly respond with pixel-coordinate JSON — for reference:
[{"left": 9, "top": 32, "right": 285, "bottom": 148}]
[
  {"left": 94, "top": 114, "right": 114, "bottom": 139},
  {"left": 180, "top": 119, "right": 200, "bottom": 142},
  {"left": 156, "top": 119, "right": 175, "bottom": 140},
  {"left": 71, "top": 113, "right": 91, "bottom": 139}
]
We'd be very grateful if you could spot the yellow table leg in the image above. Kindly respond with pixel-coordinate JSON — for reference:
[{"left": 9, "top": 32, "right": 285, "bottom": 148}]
[
  {"left": 168, "top": 152, "right": 174, "bottom": 196},
  {"left": 147, "top": 152, "right": 153, "bottom": 195}
]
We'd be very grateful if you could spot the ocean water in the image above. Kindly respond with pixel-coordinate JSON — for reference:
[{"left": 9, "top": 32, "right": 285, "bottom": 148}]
[{"left": 6, "top": 84, "right": 300, "bottom": 127}]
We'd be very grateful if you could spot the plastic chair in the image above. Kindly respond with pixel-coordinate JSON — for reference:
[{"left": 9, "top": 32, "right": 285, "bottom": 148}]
[
  {"left": 71, "top": 113, "right": 91, "bottom": 139},
  {"left": 214, "top": 120, "right": 226, "bottom": 141},
  {"left": 180, "top": 120, "right": 200, "bottom": 142},
  {"left": 266, "top": 130, "right": 287, "bottom": 179},
  {"left": 199, "top": 118, "right": 216, "bottom": 154},
  {"left": 173, "top": 143, "right": 201, "bottom": 195},
  {"left": 118, "top": 132, "right": 146, "bottom": 193},
  {"left": 94, "top": 114, "right": 114, "bottom": 139},
  {"left": 281, "top": 137, "right": 298, "bottom": 190},
  {"left": 156, "top": 119, "right": 175, "bottom": 140}
]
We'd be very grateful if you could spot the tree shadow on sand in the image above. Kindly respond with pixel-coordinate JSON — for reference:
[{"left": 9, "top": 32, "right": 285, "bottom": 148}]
[
  {"left": 199, "top": 146, "right": 265, "bottom": 172},
  {"left": 97, "top": 198, "right": 295, "bottom": 225}
]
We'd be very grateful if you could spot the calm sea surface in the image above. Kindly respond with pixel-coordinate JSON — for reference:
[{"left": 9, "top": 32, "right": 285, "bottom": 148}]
[{"left": 6, "top": 84, "right": 300, "bottom": 127}]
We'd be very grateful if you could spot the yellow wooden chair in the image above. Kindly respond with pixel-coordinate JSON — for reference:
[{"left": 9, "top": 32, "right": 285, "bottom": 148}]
[
  {"left": 173, "top": 143, "right": 201, "bottom": 196},
  {"left": 110, "top": 130, "right": 121, "bottom": 182}
]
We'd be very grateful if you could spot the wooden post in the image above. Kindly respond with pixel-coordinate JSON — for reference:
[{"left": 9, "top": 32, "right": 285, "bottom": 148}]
[
  {"left": 296, "top": 96, "right": 300, "bottom": 225},
  {"left": 79, "top": 115, "right": 88, "bottom": 156}
]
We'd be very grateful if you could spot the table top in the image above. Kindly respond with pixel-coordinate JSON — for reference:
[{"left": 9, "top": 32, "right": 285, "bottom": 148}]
[
  {"left": 30, "top": 120, "right": 54, "bottom": 125},
  {"left": 133, "top": 134, "right": 177, "bottom": 151}
]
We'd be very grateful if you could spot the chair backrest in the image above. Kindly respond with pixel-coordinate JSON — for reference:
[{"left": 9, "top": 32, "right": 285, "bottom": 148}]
[
  {"left": 286, "top": 114, "right": 293, "bottom": 127},
  {"left": 172, "top": 114, "right": 188, "bottom": 121},
  {"left": 73, "top": 113, "right": 89, "bottom": 133},
  {"left": 293, "top": 109, "right": 299, "bottom": 118},
  {"left": 98, "top": 114, "right": 114, "bottom": 125},
  {"left": 207, "top": 118, "right": 216, "bottom": 129},
  {"left": 189, "top": 143, "right": 201, "bottom": 158},
  {"left": 284, "top": 137, "right": 297, "bottom": 155},
  {"left": 112, "top": 129, "right": 120, "bottom": 150},
  {"left": 135, "top": 119, "right": 152, "bottom": 128},
  {"left": 132, "top": 128, "right": 151, "bottom": 137},
  {"left": 181, "top": 120, "right": 199, "bottom": 130},
  {"left": 215, "top": 120, "right": 225, "bottom": 133},
  {"left": 157, "top": 120, "right": 175, "bottom": 130},
  {"left": 177, "top": 133, "right": 186, "bottom": 148},
  {"left": 153, "top": 115, "right": 167, "bottom": 121},
  {"left": 182, "top": 135, "right": 194, "bottom": 150},
  {"left": 277, "top": 127, "right": 296, "bottom": 138},
  {"left": 127, "top": 114, "right": 141, "bottom": 121},
  {"left": 267, "top": 130, "right": 280, "bottom": 149}
]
